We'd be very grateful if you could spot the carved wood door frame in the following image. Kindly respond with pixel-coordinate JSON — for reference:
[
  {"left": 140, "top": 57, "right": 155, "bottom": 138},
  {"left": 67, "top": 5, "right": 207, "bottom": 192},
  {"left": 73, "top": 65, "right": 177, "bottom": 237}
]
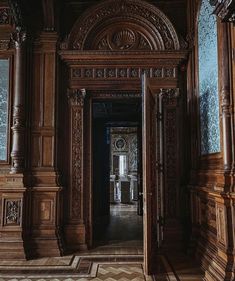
[{"left": 60, "top": 50, "right": 186, "bottom": 259}]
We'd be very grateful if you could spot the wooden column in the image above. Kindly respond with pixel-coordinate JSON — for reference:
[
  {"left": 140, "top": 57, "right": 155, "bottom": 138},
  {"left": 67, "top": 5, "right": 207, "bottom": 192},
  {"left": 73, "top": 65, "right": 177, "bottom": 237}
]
[
  {"left": 29, "top": 32, "right": 64, "bottom": 258},
  {"left": 66, "top": 89, "right": 87, "bottom": 252},
  {"left": 0, "top": 27, "right": 28, "bottom": 259},
  {"left": 10, "top": 27, "right": 26, "bottom": 173},
  {"left": 220, "top": 23, "right": 233, "bottom": 174},
  {"left": 217, "top": 22, "right": 235, "bottom": 281}
]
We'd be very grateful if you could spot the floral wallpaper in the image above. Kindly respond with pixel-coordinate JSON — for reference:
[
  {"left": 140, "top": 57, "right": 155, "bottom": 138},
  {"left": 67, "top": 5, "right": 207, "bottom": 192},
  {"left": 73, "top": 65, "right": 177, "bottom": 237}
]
[
  {"left": 198, "top": 0, "right": 221, "bottom": 155},
  {"left": 0, "top": 59, "right": 9, "bottom": 161}
]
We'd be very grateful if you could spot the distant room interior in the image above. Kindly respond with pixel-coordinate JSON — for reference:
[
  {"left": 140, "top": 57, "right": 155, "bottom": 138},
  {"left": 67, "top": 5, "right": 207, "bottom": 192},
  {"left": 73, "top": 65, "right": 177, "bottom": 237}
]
[{"left": 92, "top": 100, "right": 143, "bottom": 247}]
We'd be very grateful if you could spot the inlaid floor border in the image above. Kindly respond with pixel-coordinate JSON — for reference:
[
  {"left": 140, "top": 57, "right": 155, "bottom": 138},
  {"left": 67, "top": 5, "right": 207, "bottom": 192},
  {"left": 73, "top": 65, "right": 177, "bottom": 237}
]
[{"left": 0, "top": 255, "right": 147, "bottom": 279}]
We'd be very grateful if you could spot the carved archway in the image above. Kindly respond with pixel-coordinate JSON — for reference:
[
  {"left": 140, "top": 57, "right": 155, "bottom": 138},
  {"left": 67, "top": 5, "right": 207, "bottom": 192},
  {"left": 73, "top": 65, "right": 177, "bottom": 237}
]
[
  {"left": 59, "top": 0, "right": 188, "bottom": 253},
  {"left": 67, "top": 0, "right": 181, "bottom": 50}
]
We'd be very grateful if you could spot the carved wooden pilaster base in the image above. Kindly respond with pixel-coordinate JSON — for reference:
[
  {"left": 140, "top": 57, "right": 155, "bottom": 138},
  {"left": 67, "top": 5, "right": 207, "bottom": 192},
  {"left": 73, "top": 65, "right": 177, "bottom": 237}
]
[
  {"left": 28, "top": 173, "right": 65, "bottom": 258},
  {"left": 0, "top": 174, "right": 29, "bottom": 259},
  {"left": 64, "top": 224, "right": 88, "bottom": 253}
]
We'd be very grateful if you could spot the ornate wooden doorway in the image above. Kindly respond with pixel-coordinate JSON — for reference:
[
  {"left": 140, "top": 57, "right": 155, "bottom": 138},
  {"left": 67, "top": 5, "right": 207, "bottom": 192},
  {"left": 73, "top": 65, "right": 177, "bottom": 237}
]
[{"left": 59, "top": 0, "right": 187, "bottom": 275}]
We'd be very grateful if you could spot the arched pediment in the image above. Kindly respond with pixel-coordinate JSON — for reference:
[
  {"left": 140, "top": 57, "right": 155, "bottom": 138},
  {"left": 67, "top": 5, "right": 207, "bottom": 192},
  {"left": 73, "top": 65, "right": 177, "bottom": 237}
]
[{"left": 67, "top": 0, "right": 181, "bottom": 51}]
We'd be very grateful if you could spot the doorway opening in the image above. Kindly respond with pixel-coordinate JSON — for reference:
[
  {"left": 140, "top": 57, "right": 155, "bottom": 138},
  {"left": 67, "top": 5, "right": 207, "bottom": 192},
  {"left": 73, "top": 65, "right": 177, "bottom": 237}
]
[{"left": 92, "top": 99, "right": 143, "bottom": 251}]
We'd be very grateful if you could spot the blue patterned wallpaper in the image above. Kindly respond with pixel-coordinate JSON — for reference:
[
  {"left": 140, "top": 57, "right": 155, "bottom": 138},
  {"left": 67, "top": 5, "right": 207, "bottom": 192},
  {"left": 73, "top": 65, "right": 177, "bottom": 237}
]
[
  {"left": 0, "top": 59, "right": 9, "bottom": 161},
  {"left": 198, "top": 0, "right": 220, "bottom": 155}
]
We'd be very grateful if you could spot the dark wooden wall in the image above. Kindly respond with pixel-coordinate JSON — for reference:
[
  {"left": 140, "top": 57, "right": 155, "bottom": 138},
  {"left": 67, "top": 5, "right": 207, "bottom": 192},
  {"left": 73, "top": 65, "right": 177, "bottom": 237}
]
[
  {"left": 187, "top": 1, "right": 235, "bottom": 280},
  {"left": 0, "top": 0, "right": 234, "bottom": 279}
]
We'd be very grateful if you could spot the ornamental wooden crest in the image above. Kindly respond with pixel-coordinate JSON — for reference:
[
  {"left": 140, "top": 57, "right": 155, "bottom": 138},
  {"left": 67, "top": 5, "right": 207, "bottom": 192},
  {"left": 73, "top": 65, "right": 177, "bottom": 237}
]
[{"left": 66, "top": 0, "right": 181, "bottom": 51}]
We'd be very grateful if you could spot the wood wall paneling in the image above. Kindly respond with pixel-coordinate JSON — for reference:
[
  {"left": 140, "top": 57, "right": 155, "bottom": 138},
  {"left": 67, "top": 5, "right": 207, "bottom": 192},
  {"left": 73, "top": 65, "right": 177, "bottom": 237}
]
[
  {"left": 187, "top": 0, "right": 235, "bottom": 278},
  {"left": 29, "top": 32, "right": 64, "bottom": 257}
]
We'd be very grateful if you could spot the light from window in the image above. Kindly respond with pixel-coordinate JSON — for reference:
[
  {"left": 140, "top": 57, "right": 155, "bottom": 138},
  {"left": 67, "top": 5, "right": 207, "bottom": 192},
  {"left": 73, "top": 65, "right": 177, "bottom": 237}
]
[
  {"left": 119, "top": 155, "right": 126, "bottom": 176},
  {"left": 198, "top": 0, "right": 220, "bottom": 155},
  {"left": 0, "top": 59, "right": 10, "bottom": 161}
]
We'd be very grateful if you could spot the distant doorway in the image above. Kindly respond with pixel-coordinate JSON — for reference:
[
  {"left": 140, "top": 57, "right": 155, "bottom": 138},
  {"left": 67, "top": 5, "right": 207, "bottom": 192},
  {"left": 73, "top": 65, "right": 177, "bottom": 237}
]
[{"left": 92, "top": 100, "right": 143, "bottom": 249}]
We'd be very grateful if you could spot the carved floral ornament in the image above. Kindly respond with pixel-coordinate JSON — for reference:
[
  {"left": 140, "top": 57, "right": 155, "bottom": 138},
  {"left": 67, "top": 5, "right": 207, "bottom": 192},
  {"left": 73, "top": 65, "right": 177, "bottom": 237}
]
[{"left": 63, "top": 0, "right": 183, "bottom": 51}]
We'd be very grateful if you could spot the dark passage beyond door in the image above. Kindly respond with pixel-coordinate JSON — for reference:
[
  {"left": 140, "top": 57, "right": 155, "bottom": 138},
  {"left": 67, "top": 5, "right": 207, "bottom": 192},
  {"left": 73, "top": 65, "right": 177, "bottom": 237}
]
[{"left": 92, "top": 100, "right": 143, "bottom": 247}]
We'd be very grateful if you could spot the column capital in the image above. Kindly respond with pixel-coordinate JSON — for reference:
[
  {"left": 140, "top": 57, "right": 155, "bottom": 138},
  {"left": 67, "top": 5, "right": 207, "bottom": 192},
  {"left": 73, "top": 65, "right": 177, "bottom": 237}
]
[
  {"left": 67, "top": 89, "right": 86, "bottom": 107},
  {"left": 11, "top": 27, "right": 27, "bottom": 49}
]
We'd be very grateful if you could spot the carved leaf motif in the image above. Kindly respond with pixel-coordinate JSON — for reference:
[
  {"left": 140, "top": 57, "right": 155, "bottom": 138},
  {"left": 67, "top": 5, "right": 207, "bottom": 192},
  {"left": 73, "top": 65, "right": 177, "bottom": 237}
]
[{"left": 5, "top": 200, "right": 21, "bottom": 225}]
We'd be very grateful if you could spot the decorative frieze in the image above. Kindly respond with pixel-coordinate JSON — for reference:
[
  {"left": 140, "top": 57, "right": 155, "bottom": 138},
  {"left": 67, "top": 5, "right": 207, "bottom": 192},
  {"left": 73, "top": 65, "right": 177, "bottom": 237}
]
[{"left": 71, "top": 67, "right": 177, "bottom": 80}]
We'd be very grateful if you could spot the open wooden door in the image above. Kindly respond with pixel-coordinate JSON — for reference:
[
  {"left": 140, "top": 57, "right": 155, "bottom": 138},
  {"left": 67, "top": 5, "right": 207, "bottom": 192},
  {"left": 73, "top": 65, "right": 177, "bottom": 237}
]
[
  {"left": 142, "top": 74, "right": 157, "bottom": 275},
  {"left": 156, "top": 91, "right": 164, "bottom": 248}
]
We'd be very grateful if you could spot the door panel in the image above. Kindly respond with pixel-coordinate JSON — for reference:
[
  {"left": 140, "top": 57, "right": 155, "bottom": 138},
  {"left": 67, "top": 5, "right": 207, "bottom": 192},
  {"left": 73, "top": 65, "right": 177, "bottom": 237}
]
[{"left": 142, "top": 74, "right": 157, "bottom": 275}]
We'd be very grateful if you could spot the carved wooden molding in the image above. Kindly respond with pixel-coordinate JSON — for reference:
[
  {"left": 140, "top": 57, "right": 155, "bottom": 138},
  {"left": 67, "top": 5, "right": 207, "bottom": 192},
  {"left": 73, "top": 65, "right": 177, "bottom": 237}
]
[
  {"left": 71, "top": 66, "right": 177, "bottom": 80},
  {"left": 210, "top": 0, "right": 235, "bottom": 23},
  {"left": 67, "top": 89, "right": 86, "bottom": 220},
  {"left": 64, "top": 0, "right": 182, "bottom": 51},
  {"left": 90, "top": 90, "right": 140, "bottom": 99}
]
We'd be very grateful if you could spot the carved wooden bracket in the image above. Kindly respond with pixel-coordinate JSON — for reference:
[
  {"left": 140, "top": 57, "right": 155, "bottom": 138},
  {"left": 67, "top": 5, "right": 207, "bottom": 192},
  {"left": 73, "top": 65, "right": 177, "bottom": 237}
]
[{"left": 210, "top": 0, "right": 235, "bottom": 24}]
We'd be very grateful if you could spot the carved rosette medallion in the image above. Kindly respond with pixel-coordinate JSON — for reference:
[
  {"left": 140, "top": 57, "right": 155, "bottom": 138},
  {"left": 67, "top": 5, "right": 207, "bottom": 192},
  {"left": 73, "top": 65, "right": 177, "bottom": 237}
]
[
  {"left": 67, "top": 89, "right": 86, "bottom": 220},
  {"left": 4, "top": 199, "right": 22, "bottom": 226}
]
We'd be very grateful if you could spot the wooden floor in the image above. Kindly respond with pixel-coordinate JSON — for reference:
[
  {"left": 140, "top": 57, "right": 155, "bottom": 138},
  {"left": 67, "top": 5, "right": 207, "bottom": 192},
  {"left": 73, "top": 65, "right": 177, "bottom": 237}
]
[{"left": 0, "top": 203, "right": 205, "bottom": 281}]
